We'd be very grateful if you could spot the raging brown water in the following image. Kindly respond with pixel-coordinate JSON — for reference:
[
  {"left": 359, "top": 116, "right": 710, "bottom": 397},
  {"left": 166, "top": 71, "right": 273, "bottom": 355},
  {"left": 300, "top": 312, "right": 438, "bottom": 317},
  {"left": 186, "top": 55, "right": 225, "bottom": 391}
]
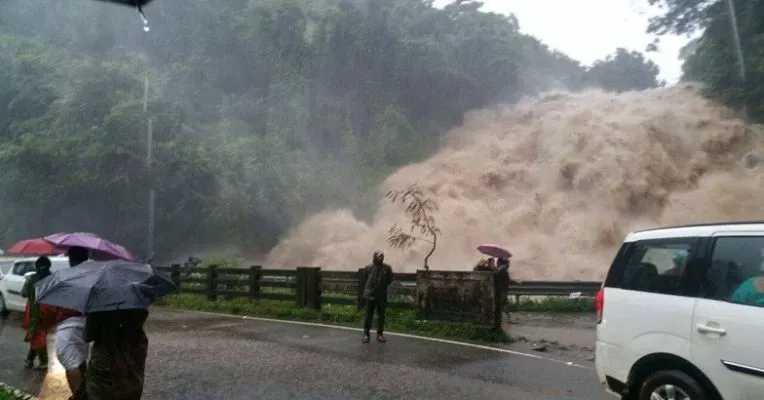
[{"left": 266, "top": 84, "right": 764, "bottom": 279}]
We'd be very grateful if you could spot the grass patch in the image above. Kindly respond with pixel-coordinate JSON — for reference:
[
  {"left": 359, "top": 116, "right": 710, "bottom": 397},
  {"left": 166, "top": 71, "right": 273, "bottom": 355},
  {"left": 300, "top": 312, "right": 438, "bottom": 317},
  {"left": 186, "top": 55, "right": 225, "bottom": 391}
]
[
  {"left": 507, "top": 297, "right": 596, "bottom": 313},
  {"left": 160, "top": 294, "right": 510, "bottom": 343},
  {"left": 0, "top": 384, "right": 35, "bottom": 400}
]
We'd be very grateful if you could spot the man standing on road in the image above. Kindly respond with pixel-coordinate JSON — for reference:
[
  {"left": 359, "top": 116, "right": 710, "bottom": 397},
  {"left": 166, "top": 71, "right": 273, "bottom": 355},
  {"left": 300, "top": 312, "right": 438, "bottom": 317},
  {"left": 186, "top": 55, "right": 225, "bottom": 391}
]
[
  {"left": 54, "top": 246, "right": 90, "bottom": 399},
  {"left": 360, "top": 250, "right": 393, "bottom": 344}
]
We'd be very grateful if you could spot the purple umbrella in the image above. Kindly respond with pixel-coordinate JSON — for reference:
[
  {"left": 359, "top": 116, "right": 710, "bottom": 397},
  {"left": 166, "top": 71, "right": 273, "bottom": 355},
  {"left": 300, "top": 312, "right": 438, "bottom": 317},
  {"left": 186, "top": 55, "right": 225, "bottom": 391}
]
[
  {"left": 477, "top": 243, "right": 512, "bottom": 260},
  {"left": 43, "top": 232, "right": 136, "bottom": 261}
]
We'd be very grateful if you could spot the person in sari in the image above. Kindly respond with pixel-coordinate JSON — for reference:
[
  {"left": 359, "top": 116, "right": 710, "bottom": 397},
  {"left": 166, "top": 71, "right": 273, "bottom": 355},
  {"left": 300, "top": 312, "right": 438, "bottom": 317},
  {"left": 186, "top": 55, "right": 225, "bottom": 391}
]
[
  {"left": 21, "top": 256, "right": 55, "bottom": 369},
  {"left": 85, "top": 309, "right": 150, "bottom": 400}
]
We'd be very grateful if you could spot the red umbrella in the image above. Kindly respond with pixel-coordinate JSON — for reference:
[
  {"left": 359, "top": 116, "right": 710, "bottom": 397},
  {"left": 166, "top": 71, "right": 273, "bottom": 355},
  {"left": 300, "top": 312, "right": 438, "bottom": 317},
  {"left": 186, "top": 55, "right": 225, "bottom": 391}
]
[{"left": 8, "top": 238, "right": 65, "bottom": 256}]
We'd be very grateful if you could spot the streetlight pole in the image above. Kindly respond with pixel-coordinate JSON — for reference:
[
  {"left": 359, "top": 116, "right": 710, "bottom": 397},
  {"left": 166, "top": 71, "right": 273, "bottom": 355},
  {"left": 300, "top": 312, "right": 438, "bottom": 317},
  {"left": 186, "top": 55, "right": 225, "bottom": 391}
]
[
  {"left": 143, "top": 76, "right": 155, "bottom": 261},
  {"left": 726, "top": 0, "right": 746, "bottom": 81},
  {"left": 725, "top": 0, "right": 747, "bottom": 119}
]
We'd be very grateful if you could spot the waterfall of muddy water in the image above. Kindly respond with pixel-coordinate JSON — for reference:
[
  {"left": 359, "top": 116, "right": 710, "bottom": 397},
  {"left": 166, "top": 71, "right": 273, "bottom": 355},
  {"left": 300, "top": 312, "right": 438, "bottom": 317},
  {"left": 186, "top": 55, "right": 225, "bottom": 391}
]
[{"left": 266, "top": 84, "right": 764, "bottom": 280}]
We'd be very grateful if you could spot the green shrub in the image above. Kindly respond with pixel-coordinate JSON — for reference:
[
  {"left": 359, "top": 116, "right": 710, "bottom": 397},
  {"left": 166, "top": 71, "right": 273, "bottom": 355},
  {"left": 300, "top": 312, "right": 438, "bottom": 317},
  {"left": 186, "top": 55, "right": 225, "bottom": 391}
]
[
  {"left": 0, "top": 384, "right": 35, "bottom": 400},
  {"left": 161, "top": 294, "right": 510, "bottom": 343}
]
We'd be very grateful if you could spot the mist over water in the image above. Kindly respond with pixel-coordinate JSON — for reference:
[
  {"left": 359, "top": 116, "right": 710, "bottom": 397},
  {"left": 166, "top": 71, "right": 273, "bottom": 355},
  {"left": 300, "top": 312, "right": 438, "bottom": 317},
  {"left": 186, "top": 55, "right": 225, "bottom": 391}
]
[{"left": 266, "top": 84, "right": 764, "bottom": 279}]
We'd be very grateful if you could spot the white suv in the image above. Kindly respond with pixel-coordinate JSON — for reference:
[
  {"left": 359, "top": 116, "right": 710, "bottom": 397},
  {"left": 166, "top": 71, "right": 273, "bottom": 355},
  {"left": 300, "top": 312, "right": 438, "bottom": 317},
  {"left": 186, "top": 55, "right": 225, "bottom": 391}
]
[
  {"left": 0, "top": 256, "right": 70, "bottom": 316},
  {"left": 595, "top": 221, "right": 764, "bottom": 400}
]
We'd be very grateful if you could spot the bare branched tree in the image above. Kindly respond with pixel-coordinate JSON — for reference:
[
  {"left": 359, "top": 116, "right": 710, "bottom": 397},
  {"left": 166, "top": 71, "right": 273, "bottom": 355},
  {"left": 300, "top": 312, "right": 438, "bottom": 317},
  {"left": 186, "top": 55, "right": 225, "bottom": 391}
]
[{"left": 386, "top": 183, "right": 440, "bottom": 270}]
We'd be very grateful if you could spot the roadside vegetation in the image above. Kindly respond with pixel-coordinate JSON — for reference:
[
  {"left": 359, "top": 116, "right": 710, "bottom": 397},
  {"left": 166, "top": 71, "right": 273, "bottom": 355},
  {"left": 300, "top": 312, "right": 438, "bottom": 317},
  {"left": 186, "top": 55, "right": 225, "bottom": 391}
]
[
  {"left": 0, "top": 384, "right": 35, "bottom": 400},
  {"left": 161, "top": 294, "right": 510, "bottom": 343}
]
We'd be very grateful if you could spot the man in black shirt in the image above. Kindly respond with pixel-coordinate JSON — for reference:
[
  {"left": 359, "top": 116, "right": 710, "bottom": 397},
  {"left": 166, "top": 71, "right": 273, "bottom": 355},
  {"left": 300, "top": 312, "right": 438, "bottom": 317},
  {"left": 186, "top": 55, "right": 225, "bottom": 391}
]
[{"left": 360, "top": 250, "right": 393, "bottom": 343}]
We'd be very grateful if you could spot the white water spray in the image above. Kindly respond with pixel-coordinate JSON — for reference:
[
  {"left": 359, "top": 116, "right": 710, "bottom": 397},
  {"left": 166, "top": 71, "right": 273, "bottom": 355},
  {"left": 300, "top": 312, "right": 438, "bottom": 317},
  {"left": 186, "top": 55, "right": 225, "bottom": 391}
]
[{"left": 138, "top": 7, "right": 150, "bottom": 32}]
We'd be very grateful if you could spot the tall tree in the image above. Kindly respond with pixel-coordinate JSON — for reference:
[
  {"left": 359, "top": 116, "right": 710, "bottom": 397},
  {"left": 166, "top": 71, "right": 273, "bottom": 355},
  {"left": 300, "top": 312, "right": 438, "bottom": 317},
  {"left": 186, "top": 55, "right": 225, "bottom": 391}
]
[
  {"left": 648, "top": 0, "right": 764, "bottom": 121},
  {"left": 583, "top": 48, "right": 663, "bottom": 92}
]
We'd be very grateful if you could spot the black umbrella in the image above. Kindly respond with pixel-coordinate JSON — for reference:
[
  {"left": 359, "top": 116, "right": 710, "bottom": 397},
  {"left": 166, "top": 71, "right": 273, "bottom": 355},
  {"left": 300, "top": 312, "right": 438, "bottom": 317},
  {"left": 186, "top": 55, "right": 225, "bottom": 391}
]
[
  {"left": 35, "top": 260, "right": 177, "bottom": 314},
  {"left": 91, "top": 0, "right": 156, "bottom": 31},
  {"left": 91, "top": 0, "right": 155, "bottom": 8}
]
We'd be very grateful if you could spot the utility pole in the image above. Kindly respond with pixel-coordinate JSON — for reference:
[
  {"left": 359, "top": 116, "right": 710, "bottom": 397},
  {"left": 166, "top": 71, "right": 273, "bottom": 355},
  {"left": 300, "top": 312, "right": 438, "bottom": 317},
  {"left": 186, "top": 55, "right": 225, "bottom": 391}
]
[
  {"left": 726, "top": 0, "right": 746, "bottom": 81},
  {"left": 143, "top": 76, "right": 155, "bottom": 260},
  {"left": 726, "top": 0, "right": 748, "bottom": 119}
]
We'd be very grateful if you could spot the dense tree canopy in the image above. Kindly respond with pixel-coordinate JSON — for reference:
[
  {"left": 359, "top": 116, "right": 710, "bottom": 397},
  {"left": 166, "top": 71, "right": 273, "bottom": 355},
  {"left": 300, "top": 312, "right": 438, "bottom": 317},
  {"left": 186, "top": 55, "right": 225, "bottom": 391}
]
[
  {"left": 649, "top": 0, "right": 764, "bottom": 121},
  {"left": 582, "top": 48, "right": 664, "bottom": 92},
  {"left": 0, "top": 0, "right": 662, "bottom": 259}
]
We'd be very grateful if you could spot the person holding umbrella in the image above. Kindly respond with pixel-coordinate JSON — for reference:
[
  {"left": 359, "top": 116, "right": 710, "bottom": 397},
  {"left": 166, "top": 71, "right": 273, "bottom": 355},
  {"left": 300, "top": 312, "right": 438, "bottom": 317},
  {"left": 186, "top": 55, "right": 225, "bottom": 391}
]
[
  {"left": 476, "top": 244, "right": 513, "bottom": 329},
  {"left": 6, "top": 237, "right": 65, "bottom": 369},
  {"left": 35, "top": 258, "right": 176, "bottom": 399},
  {"left": 33, "top": 232, "right": 139, "bottom": 398}
]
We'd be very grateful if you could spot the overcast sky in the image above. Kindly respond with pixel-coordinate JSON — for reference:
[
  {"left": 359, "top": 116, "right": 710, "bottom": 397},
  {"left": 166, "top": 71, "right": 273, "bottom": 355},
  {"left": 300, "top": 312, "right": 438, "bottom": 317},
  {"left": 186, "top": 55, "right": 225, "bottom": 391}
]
[{"left": 433, "top": 0, "right": 696, "bottom": 84}]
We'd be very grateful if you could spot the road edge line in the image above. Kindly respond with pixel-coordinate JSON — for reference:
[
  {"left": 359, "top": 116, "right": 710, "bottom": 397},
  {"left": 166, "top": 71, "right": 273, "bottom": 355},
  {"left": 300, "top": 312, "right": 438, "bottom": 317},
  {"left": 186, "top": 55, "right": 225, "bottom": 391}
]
[{"left": 168, "top": 308, "right": 591, "bottom": 370}]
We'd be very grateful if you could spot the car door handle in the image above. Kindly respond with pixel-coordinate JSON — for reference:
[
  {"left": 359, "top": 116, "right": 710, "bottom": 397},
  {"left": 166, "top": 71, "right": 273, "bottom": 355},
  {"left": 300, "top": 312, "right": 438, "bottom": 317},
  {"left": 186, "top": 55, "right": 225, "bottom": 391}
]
[{"left": 696, "top": 324, "right": 727, "bottom": 336}]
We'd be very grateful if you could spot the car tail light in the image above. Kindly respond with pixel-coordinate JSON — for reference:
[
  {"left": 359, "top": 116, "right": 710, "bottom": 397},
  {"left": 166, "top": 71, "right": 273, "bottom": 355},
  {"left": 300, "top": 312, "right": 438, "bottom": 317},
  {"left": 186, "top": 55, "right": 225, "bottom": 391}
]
[{"left": 595, "top": 289, "right": 604, "bottom": 324}]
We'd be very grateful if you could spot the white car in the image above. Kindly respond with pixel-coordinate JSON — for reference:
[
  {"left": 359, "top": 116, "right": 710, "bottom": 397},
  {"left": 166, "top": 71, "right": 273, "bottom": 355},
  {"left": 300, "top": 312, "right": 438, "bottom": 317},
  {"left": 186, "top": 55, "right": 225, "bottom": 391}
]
[
  {"left": 0, "top": 261, "right": 11, "bottom": 278},
  {"left": 595, "top": 221, "right": 764, "bottom": 400},
  {"left": 0, "top": 256, "right": 70, "bottom": 316}
]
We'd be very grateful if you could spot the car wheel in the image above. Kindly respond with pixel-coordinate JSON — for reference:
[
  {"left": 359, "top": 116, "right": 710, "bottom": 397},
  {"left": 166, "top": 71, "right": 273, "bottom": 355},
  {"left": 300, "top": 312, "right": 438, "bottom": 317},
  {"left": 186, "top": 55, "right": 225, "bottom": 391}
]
[
  {"left": 638, "top": 370, "right": 705, "bottom": 400},
  {"left": 0, "top": 294, "right": 8, "bottom": 319}
]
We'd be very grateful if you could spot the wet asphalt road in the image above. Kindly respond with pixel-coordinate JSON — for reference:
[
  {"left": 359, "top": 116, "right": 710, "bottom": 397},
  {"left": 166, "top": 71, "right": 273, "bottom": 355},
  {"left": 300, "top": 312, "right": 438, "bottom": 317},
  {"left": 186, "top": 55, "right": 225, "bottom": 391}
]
[{"left": 0, "top": 308, "right": 613, "bottom": 400}]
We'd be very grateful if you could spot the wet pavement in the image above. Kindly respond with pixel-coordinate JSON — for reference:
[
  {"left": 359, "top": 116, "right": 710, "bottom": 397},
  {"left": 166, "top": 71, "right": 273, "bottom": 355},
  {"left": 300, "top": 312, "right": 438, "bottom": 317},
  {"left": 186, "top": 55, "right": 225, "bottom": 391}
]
[
  {"left": 505, "top": 312, "right": 597, "bottom": 361},
  {"left": 0, "top": 308, "right": 613, "bottom": 400}
]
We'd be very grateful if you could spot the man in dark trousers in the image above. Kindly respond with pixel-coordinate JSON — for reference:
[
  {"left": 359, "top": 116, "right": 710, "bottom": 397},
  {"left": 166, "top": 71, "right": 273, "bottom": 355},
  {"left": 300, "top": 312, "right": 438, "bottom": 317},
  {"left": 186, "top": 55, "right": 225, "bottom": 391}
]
[{"left": 361, "top": 250, "right": 393, "bottom": 343}]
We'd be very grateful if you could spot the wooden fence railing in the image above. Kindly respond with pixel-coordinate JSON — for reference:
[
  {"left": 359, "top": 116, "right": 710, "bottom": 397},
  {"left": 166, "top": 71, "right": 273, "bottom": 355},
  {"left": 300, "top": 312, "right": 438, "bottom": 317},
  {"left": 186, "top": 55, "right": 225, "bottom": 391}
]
[{"left": 153, "top": 265, "right": 601, "bottom": 312}]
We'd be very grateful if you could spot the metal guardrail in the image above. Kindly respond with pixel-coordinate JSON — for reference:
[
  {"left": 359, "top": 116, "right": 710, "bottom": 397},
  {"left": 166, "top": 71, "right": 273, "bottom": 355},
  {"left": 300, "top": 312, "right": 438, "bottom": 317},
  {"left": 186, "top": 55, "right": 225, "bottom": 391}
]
[
  {"left": 507, "top": 280, "right": 602, "bottom": 296},
  {"left": 152, "top": 265, "right": 601, "bottom": 297}
]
